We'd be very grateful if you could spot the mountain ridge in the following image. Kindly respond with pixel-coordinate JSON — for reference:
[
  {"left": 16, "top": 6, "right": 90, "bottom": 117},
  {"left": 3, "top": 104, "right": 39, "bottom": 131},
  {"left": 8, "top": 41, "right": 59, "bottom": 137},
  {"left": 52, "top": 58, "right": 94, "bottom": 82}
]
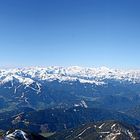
[{"left": 1, "top": 66, "right": 140, "bottom": 87}]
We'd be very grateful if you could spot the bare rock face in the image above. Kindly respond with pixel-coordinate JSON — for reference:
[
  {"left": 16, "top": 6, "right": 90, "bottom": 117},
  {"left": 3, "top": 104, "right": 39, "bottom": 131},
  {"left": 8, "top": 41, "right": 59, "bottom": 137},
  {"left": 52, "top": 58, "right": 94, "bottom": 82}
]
[{"left": 49, "top": 121, "right": 140, "bottom": 140}]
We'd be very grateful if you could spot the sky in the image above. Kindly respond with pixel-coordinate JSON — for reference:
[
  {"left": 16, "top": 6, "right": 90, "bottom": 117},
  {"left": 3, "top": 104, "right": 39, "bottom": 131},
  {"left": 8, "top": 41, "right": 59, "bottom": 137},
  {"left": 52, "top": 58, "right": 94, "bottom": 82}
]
[{"left": 0, "top": 0, "right": 140, "bottom": 69}]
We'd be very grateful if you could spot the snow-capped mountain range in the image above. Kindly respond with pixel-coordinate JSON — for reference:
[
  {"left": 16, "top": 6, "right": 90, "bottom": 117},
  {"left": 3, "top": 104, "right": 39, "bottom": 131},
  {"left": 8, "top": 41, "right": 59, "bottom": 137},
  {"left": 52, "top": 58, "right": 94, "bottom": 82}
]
[
  {"left": 0, "top": 66, "right": 140, "bottom": 87},
  {"left": 1, "top": 67, "right": 140, "bottom": 136}
]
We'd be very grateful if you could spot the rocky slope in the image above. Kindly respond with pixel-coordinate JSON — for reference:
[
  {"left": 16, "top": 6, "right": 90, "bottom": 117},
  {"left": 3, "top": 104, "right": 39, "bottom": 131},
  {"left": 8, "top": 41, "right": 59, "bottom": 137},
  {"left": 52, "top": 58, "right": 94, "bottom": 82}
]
[
  {"left": 0, "top": 66, "right": 140, "bottom": 111},
  {"left": 50, "top": 120, "right": 140, "bottom": 140}
]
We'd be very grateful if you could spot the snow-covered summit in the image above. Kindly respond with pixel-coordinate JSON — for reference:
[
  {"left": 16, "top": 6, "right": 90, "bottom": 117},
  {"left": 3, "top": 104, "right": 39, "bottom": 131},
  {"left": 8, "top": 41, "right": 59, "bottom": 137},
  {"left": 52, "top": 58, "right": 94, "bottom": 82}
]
[
  {"left": 6, "top": 129, "right": 29, "bottom": 140},
  {"left": 0, "top": 66, "right": 140, "bottom": 86}
]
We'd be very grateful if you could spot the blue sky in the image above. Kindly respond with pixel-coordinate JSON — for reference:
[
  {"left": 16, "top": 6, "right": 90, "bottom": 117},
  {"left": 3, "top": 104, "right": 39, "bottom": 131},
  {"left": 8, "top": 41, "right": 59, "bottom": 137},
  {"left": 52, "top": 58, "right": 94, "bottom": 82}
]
[{"left": 0, "top": 0, "right": 140, "bottom": 68}]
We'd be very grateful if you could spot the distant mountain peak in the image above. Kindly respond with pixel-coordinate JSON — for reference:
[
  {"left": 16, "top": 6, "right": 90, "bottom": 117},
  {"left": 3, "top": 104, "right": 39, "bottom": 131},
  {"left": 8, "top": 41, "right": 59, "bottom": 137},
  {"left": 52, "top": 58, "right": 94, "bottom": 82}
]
[{"left": 0, "top": 66, "right": 140, "bottom": 87}]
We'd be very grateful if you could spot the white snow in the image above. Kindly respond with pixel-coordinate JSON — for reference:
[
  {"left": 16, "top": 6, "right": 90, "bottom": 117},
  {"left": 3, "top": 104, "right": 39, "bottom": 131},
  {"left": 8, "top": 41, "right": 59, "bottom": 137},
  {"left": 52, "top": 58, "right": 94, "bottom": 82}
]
[
  {"left": 111, "top": 124, "right": 116, "bottom": 130},
  {"left": 6, "top": 130, "right": 29, "bottom": 140},
  {"left": 81, "top": 100, "right": 88, "bottom": 108},
  {"left": 0, "top": 66, "right": 140, "bottom": 90},
  {"left": 76, "top": 127, "right": 91, "bottom": 137},
  {"left": 127, "top": 130, "right": 136, "bottom": 140},
  {"left": 99, "top": 123, "right": 105, "bottom": 129},
  {"left": 105, "top": 132, "right": 121, "bottom": 140},
  {"left": 99, "top": 131, "right": 110, "bottom": 134}
]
